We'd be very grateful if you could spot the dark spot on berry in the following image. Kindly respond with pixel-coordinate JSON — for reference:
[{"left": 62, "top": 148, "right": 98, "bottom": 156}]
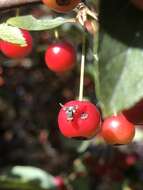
[
  {"left": 72, "top": 137, "right": 88, "bottom": 140},
  {"left": 113, "top": 144, "right": 124, "bottom": 146},
  {"left": 56, "top": 0, "right": 71, "bottom": 6},
  {"left": 80, "top": 112, "right": 88, "bottom": 120}
]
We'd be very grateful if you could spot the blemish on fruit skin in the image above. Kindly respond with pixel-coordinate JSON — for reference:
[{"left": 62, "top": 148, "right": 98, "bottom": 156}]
[
  {"left": 64, "top": 105, "right": 89, "bottom": 121},
  {"left": 63, "top": 105, "right": 78, "bottom": 121},
  {"left": 80, "top": 112, "right": 88, "bottom": 120}
]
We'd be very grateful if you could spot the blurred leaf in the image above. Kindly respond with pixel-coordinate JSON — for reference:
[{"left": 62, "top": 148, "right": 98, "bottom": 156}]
[
  {"left": 0, "top": 177, "right": 43, "bottom": 190},
  {"left": 77, "top": 141, "right": 91, "bottom": 153},
  {"left": 73, "top": 159, "right": 87, "bottom": 174},
  {"left": 0, "top": 24, "right": 26, "bottom": 45},
  {"left": 94, "top": 0, "right": 143, "bottom": 116},
  {"left": 7, "top": 15, "right": 74, "bottom": 31},
  {"left": 5, "top": 166, "right": 57, "bottom": 189},
  {"left": 133, "top": 128, "right": 143, "bottom": 142},
  {"left": 71, "top": 176, "right": 90, "bottom": 190}
]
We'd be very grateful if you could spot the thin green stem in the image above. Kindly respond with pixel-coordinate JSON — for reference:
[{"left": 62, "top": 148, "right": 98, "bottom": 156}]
[
  {"left": 16, "top": 8, "right": 20, "bottom": 16},
  {"left": 79, "top": 33, "right": 86, "bottom": 101},
  {"left": 54, "top": 29, "right": 59, "bottom": 40}
]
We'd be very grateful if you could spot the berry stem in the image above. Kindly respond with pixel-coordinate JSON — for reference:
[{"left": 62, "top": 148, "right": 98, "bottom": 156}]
[
  {"left": 16, "top": 8, "right": 20, "bottom": 16},
  {"left": 54, "top": 29, "right": 59, "bottom": 40},
  {"left": 79, "top": 33, "right": 86, "bottom": 101}
]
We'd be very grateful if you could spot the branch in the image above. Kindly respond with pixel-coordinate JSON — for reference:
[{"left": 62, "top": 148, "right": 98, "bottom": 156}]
[{"left": 0, "top": 0, "right": 41, "bottom": 10}]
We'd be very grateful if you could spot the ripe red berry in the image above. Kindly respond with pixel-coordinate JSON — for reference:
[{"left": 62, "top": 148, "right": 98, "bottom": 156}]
[
  {"left": 58, "top": 100, "right": 101, "bottom": 138},
  {"left": 42, "top": 0, "right": 80, "bottom": 13},
  {"left": 0, "top": 29, "right": 33, "bottom": 59},
  {"left": 45, "top": 41, "right": 76, "bottom": 72},
  {"left": 131, "top": 0, "right": 143, "bottom": 10},
  {"left": 54, "top": 176, "right": 66, "bottom": 190},
  {"left": 101, "top": 114, "right": 135, "bottom": 145},
  {"left": 125, "top": 153, "right": 138, "bottom": 166}
]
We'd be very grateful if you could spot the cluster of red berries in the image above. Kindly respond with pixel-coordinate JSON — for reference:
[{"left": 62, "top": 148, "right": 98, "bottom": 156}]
[
  {"left": 0, "top": 0, "right": 79, "bottom": 70},
  {"left": 58, "top": 100, "right": 135, "bottom": 145},
  {"left": 0, "top": 29, "right": 76, "bottom": 73},
  {"left": 0, "top": 0, "right": 138, "bottom": 145}
]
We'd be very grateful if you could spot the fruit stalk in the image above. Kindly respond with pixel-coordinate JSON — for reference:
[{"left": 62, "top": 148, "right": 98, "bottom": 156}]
[{"left": 79, "top": 33, "right": 86, "bottom": 101}]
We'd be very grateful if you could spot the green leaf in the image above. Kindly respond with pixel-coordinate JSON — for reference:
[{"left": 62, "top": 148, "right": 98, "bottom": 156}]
[
  {"left": 7, "top": 15, "right": 73, "bottom": 31},
  {"left": 77, "top": 140, "right": 91, "bottom": 153},
  {"left": 0, "top": 177, "right": 43, "bottom": 190},
  {"left": 0, "top": 24, "right": 26, "bottom": 45},
  {"left": 94, "top": 0, "right": 143, "bottom": 116},
  {"left": 4, "top": 166, "right": 57, "bottom": 189}
]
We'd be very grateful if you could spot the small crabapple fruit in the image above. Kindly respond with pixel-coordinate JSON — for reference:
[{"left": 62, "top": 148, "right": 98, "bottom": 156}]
[
  {"left": 0, "top": 29, "right": 33, "bottom": 59},
  {"left": 101, "top": 114, "right": 135, "bottom": 145},
  {"left": 125, "top": 153, "right": 138, "bottom": 166},
  {"left": 58, "top": 100, "right": 101, "bottom": 138},
  {"left": 45, "top": 41, "right": 76, "bottom": 72},
  {"left": 42, "top": 0, "right": 80, "bottom": 13},
  {"left": 54, "top": 176, "right": 66, "bottom": 190}
]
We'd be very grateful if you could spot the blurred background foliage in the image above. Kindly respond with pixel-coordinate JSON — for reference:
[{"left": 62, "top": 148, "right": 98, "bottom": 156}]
[{"left": 0, "top": 0, "right": 143, "bottom": 190}]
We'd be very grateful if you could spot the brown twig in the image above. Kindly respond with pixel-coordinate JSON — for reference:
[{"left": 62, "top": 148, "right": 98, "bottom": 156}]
[{"left": 0, "top": 0, "right": 41, "bottom": 10}]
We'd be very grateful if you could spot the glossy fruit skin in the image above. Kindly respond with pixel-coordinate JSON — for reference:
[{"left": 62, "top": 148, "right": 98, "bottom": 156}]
[
  {"left": 42, "top": 0, "right": 80, "bottom": 13},
  {"left": 101, "top": 114, "right": 135, "bottom": 145},
  {"left": 58, "top": 100, "right": 101, "bottom": 138},
  {"left": 0, "top": 29, "right": 33, "bottom": 59},
  {"left": 54, "top": 176, "right": 66, "bottom": 190},
  {"left": 45, "top": 41, "right": 76, "bottom": 72},
  {"left": 131, "top": 0, "right": 143, "bottom": 10}
]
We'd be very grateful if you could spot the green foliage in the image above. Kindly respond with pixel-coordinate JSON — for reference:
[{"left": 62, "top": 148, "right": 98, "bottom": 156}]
[
  {"left": 7, "top": 15, "right": 72, "bottom": 31},
  {"left": 94, "top": 0, "right": 143, "bottom": 116},
  {"left": 1, "top": 166, "right": 57, "bottom": 190},
  {"left": 0, "top": 24, "right": 26, "bottom": 46},
  {"left": 0, "top": 1, "right": 143, "bottom": 190},
  {"left": 71, "top": 176, "right": 90, "bottom": 190}
]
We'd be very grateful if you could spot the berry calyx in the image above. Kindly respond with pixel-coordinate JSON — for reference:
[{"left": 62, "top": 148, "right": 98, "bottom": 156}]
[
  {"left": 101, "top": 114, "right": 135, "bottom": 145},
  {"left": 58, "top": 100, "right": 101, "bottom": 138},
  {"left": 0, "top": 29, "right": 33, "bottom": 59},
  {"left": 45, "top": 41, "right": 76, "bottom": 72},
  {"left": 42, "top": 0, "right": 80, "bottom": 13}
]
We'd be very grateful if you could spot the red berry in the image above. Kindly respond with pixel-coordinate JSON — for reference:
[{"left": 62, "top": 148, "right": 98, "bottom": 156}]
[
  {"left": 101, "top": 114, "right": 135, "bottom": 145},
  {"left": 0, "top": 29, "right": 33, "bottom": 59},
  {"left": 131, "top": 0, "right": 143, "bottom": 10},
  {"left": 42, "top": 0, "right": 80, "bottom": 13},
  {"left": 125, "top": 154, "right": 138, "bottom": 166},
  {"left": 58, "top": 100, "right": 101, "bottom": 138},
  {"left": 54, "top": 176, "right": 66, "bottom": 190},
  {"left": 45, "top": 41, "right": 76, "bottom": 72}
]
